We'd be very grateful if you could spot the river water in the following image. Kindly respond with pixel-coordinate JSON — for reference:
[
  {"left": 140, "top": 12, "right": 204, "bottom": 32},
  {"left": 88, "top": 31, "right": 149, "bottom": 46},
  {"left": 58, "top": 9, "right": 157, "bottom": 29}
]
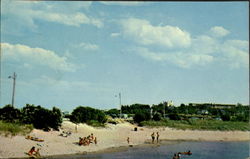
[{"left": 49, "top": 141, "right": 249, "bottom": 159}]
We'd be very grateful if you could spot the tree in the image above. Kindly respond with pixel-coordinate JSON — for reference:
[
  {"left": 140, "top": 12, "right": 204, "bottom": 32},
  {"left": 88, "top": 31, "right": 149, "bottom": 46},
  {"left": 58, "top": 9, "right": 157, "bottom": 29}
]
[
  {"left": 168, "top": 113, "right": 181, "bottom": 120},
  {"left": 152, "top": 113, "right": 162, "bottom": 121},
  {"left": 21, "top": 104, "right": 62, "bottom": 130},
  {"left": 0, "top": 105, "right": 21, "bottom": 122},
  {"left": 70, "top": 106, "right": 107, "bottom": 124},
  {"left": 105, "top": 108, "right": 120, "bottom": 118},
  {"left": 133, "top": 112, "right": 150, "bottom": 123}
]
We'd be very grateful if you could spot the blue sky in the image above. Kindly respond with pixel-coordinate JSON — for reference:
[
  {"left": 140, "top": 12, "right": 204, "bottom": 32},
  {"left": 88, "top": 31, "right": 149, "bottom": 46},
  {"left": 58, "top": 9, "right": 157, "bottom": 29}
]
[{"left": 1, "top": 1, "right": 249, "bottom": 111}]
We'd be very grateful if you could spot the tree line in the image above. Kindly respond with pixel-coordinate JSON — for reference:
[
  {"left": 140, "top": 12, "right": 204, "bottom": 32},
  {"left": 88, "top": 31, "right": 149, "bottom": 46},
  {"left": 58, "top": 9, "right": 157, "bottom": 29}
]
[{"left": 0, "top": 102, "right": 248, "bottom": 131}]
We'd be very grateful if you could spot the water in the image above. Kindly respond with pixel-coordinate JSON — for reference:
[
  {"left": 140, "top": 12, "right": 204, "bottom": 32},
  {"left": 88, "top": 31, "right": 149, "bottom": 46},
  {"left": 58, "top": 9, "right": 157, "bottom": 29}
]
[{"left": 49, "top": 141, "right": 249, "bottom": 159}]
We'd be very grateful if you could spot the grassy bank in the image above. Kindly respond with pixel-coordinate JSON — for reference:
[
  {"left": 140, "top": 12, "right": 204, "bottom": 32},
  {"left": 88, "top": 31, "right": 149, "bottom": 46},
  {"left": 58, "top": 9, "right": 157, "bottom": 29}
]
[
  {"left": 141, "top": 119, "right": 250, "bottom": 131},
  {"left": 0, "top": 121, "right": 33, "bottom": 136}
]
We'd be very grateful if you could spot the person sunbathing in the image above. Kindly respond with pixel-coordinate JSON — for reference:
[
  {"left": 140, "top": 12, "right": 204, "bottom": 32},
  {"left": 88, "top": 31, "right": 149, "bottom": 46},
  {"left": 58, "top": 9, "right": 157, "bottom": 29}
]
[
  {"left": 28, "top": 146, "right": 36, "bottom": 156},
  {"left": 34, "top": 148, "right": 41, "bottom": 157}
]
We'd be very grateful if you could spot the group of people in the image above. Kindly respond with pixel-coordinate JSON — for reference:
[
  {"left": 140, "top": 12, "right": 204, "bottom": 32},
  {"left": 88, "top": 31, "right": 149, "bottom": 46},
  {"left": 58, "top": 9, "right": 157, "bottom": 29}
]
[
  {"left": 27, "top": 146, "right": 41, "bottom": 158},
  {"left": 151, "top": 132, "right": 160, "bottom": 143},
  {"left": 172, "top": 151, "right": 192, "bottom": 159},
  {"left": 79, "top": 133, "right": 97, "bottom": 146}
]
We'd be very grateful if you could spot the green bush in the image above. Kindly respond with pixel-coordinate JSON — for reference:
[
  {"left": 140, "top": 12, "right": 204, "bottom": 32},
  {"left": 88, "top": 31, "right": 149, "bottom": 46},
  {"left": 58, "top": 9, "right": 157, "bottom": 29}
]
[
  {"left": 70, "top": 106, "right": 107, "bottom": 124},
  {"left": 0, "top": 104, "right": 62, "bottom": 131},
  {"left": 21, "top": 105, "right": 62, "bottom": 131},
  {"left": 153, "top": 113, "right": 162, "bottom": 121},
  {"left": 133, "top": 111, "right": 150, "bottom": 124},
  {"left": 0, "top": 105, "right": 21, "bottom": 122}
]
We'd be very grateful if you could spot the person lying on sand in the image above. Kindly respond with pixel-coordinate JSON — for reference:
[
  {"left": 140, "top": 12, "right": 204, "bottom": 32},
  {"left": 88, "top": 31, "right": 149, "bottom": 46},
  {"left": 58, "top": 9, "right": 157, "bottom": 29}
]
[
  {"left": 28, "top": 146, "right": 36, "bottom": 156},
  {"left": 34, "top": 148, "right": 41, "bottom": 158}
]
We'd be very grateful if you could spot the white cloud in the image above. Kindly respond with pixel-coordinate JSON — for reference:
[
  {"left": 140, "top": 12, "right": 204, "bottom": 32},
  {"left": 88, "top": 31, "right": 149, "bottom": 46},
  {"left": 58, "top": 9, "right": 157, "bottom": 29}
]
[
  {"left": 210, "top": 26, "right": 230, "bottom": 38},
  {"left": 191, "top": 35, "right": 219, "bottom": 54},
  {"left": 120, "top": 18, "right": 191, "bottom": 48},
  {"left": 220, "top": 40, "right": 249, "bottom": 68},
  {"left": 1, "top": 1, "right": 103, "bottom": 28},
  {"left": 74, "top": 42, "right": 99, "bottom": 51},
  {"left": 1, "top": 43, "right": 76, "bottom": 72},
  {"left": 136, "top": 47, "right": 214, "bottom": 68},
  {"left": 128, "top": 23, "right": 248, "bottom": 69},
  {"left": 110, "top": 32, "right": 121, "bottom": 37}
]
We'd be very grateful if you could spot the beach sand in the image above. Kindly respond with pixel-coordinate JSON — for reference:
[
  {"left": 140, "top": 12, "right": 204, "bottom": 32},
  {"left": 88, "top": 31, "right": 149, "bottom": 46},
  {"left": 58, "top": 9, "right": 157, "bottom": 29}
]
[{"left": 0, "top": 120, "right": 249, "bottom": 159}]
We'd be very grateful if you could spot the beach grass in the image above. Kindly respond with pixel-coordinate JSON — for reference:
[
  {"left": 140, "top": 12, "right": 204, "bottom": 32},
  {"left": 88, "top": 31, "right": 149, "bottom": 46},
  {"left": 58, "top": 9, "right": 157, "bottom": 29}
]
[
  {"left": 141, "top": 119, "right": 250, "bottom": 131},
  {"left": 0, "top": 121, "right": 33, "bottom": 136}
]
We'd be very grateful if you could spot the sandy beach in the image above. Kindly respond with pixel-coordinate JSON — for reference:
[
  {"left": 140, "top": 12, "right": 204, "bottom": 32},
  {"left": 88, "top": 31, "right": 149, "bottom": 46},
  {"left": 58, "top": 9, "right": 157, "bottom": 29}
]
[{"left": 0, "top": 120, "right": 249, "bottom": 159}]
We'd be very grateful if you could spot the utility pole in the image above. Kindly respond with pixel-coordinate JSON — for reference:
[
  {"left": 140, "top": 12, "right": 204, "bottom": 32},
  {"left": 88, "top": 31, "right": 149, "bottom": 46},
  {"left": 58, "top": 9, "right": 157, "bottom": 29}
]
[
  {"left": 8, "top": 72, "right": 17, "bottom": 107},
  {"left": 119, "top": 92, "right": 122, "bottom": 118}
]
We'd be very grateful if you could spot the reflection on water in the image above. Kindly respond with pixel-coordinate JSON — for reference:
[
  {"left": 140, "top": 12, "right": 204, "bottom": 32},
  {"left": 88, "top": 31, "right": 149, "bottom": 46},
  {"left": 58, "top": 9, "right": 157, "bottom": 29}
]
[{"left": 47, "top": 141, "right": 249, "bottom": 159}]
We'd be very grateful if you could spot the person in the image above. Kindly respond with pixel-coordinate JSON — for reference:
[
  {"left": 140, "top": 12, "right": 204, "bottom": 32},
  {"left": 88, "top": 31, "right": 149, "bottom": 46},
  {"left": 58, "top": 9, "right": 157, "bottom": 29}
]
[
  {"left": 28, "top": 146, "right": 36, "bottom": 156},
  {"left": 90, "top": 133, "right": 94, "bottom": 141},
  {"left": 127, "top": 137, "right": 130, "bottom": 144},
  {"left": 186, "top": 150, "right": 192, "bottom": 155},
  {"left": 180, "top": 150, "right": 192, "bottom": 155},
  {"left": 94, "top": 137, "right": 97, "bottom": 145},
  {"left": 79, "top": 137, "right": 84, "bottom": 146},
  {"left": 151, "top": 132, "right": 155, "bottom": 143},
  {"left": 156, "top": 132, "right": 160, "bottom": 143},
  {"left": 75, "top": 124, "right": 78, "bottom": 133},
  {"left": 172, "top": 153, "right": 180, "bottom": 159},
  {"left": 34, "top": 148, "right": 41, "bottom": 157}
]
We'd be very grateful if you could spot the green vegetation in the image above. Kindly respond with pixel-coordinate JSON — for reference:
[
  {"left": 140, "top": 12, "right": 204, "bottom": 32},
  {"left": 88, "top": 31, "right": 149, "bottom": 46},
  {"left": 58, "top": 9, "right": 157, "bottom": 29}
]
[
  {"left": 0, "top": 104, "right": 62, "bottom": 132},
  {"left": 141, "top": 119, "right": 250, "bottom": 131},
  {"left": 69, "top": 106, "right": 107, "bottom": 126},
  {"left": 0, "top": 101, "right": 249, "bottom": 134},
  {"left": 0, "top": 121, "right": 33, "bottom": 136}
]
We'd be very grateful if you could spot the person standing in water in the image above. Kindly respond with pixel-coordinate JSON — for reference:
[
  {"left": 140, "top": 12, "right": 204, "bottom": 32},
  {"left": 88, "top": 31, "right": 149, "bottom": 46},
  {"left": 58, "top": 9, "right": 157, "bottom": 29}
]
[
  {"left": 156, "top": 132, "right": 160, "bottom": 143},
  {"left": 151, "top": 132, "right": 155, "bottom": 143}
]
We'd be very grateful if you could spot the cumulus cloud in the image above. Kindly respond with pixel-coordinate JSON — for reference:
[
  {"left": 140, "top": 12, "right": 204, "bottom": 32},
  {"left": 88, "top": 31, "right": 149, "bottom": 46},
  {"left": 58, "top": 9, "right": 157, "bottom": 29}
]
[
  {"left": 136, "top": 47, "right": 214, "bottom": 68},
  {"left": 1, "top": 1, "right": 103, "bottom": 28},
  {"left": 132, "top": 25, "right": 248, "bottom": 69},
  {"left": 76, "top": 42, "right": 99, "bottom": 51},
  {"left": 220, "top": 40, "right": 249, "bottom": 68},
  {"left": 1, "top": 43, "right": 76, "bottom": 72},
  {"left": 210, "top": 26, "right": 230, "bottom": 38},
  {"left": 120, "top": 18, "right": 191, "bottom": 48}
]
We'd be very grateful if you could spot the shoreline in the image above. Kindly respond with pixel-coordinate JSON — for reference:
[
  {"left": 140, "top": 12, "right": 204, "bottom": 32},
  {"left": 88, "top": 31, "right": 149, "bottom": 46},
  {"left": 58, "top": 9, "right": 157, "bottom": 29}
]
[
  {"left": 6, "top": 139, "right": 250, "bottom": 159},
  {"left": 1, "top": 121, "right": 249, "bottom": 159}
]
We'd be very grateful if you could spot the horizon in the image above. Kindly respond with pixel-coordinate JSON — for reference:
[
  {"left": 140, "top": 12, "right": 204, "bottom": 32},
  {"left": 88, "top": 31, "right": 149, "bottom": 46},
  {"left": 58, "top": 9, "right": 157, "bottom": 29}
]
[{"left": 1, "top": 1, "right": 249, "bottom": 112}]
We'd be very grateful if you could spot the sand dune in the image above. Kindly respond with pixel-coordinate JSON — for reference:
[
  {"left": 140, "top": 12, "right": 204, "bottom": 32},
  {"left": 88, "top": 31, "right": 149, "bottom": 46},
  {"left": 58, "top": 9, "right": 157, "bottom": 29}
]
[{"left": 0, "top": 120, "right": 249, "bottom": 158}]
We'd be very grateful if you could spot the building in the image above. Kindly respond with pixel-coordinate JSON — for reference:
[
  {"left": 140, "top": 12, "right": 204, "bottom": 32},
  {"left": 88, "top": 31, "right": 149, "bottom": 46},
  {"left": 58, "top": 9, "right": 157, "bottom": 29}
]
[{"left": 188, "top": 103, "right": 236, "bottom": 109}]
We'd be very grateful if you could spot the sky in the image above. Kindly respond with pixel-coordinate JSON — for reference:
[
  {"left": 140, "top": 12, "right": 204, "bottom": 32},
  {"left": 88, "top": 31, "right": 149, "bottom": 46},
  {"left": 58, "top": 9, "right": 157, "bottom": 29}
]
[{"left": 0, "top": 1, "right": 249, "bottom": 112}]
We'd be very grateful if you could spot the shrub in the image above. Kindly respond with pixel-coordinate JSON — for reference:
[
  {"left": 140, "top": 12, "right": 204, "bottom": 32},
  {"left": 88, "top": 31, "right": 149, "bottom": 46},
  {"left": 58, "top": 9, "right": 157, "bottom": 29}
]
[
  {"left": 0, "top": 105, "right": 21, "bottom": 122},
  {"left": 168, "top": 113, "right": 181, "bottom": 120},
  {"left": 21, "top": 104, "right": 62, "bottom": 130},
  {"left": 153, "top": 113, "right": 162, "bottom": 121},
  {"left": 133, "top": 112, "right": 150, "bottom": 124},
  {"left": 70, "top": 106, "right": 107, "bottom": 124}
]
